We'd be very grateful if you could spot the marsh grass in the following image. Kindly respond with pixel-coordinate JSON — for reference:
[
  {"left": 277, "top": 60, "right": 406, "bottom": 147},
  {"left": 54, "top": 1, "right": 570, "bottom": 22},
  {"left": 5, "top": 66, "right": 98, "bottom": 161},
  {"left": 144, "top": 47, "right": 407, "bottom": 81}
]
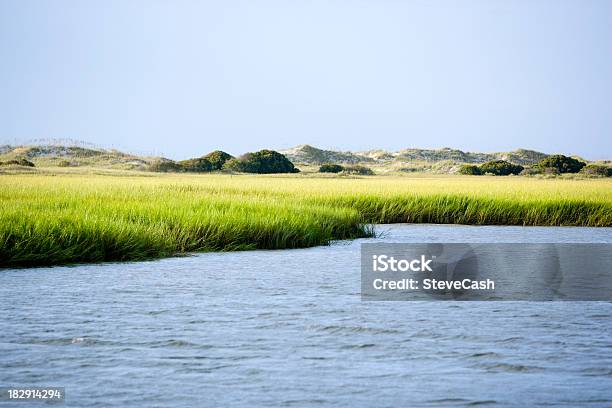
[{"left": 1, "top": 172, "right": 611, "bottom": 267}]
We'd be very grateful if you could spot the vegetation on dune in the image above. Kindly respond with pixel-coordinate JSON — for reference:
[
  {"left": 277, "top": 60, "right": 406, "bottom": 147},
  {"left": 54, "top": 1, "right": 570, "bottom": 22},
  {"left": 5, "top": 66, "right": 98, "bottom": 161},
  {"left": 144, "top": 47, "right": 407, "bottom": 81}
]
[
  {"left": 3, "top": 144, "right": 600, "bottom": 177},
  {"left": 148, "top": 158, "right": 183, "bottom": 172},
  {"left": 1, "top": 173, "right": 611, "bottom": 267},
  {"left": 379, "top": 147, "right": 548, "bottom": 165},
  {"left": 580, "top": 164, "right": 612, "bottom": 177},
  {"left": 148, "top": 150, "right": 299, "bottom": 174},
  {"left": 223, "top": 150, "right": 300, "bottom": 174},
  {"left": 280, "top": 144, "right": 550, "bottom": 166},
  {"left": 0, "top": 144, "right": 151, "bottom": 170},
  {"left": 458, "top": 165, "right": 482, "bottom": 175},
  {"left": 281, "top": 144, "right": 371, "bottom": 165},
  {"left": 458, "top": 160, "right": 523, "bottom": 176},
  {"left": 341, "top": 165, "right": 374, "bottom": 175},
  {"left": 479, "top": 160, "right": 524, "bottom": 176},
  {"left": 319, "top": 164, "right": 344, "bottom": 173},
  {"left": 177, "top": 150, "right": 234, "bottom": 173},
  {"left": 203, "top": 150, "right": 233, "bottom": 170},
  {"left": 459, "top": 160, "right": 532, "bottom": 176},
  {"left": 178, "top": 157, "right": 214, "bottom": 172},
  {"left": 0, "top": 158, "right": 35, "bottom": 167},
  {"left": 535, "top": 155, "right": 586, "bottom": 174},
  {"left": 313, "top": 163, "right": 377, "bottom": 175}
]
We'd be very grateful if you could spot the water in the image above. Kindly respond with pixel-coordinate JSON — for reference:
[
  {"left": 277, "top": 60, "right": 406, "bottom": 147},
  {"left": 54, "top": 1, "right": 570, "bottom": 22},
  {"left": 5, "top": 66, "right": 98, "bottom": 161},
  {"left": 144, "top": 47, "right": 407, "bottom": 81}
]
[{"left": 1, "top": 225, "right": 612, "bottom": 407}]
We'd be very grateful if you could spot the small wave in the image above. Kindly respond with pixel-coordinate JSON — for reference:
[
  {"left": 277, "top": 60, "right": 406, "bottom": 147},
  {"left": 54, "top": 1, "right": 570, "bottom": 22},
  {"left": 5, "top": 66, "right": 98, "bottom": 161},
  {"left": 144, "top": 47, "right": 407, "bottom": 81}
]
[
  {"left": 498, "top": 336, "right": 524, "bottom": 343},
  {"left": 281, "top": 398, "right": 327, "bottom": 406},
  {"left": 146, "top": 309, "right": 170, "bottom": 316},
  {"left": 341, "top": 343, "right": 376, "bottom": 349},
  {"left": 469, "top": 352, "right": 501, "bottom": 358},
  {"left": 479, "top": 362, "right": 543, "bottom": 373},
  {"left": 426, "top": 398, "right": 469, "bottom": 406},
  {"left": 580, "top": 367, "right": 612, "bottom": 377},
  {"left": 311, "top": 325, "right": 401, "bottom": 335},
  {"left": 180, "top": 364, "right": 236, "bottom": 373},
  {"left": 150, "top": 339, "right": 210, "bottom": 348},
  {"left": 427, "top": 397, "right": 497, "bottom": 406},
  {"left": 467, "top": 400, "right": 498, "bottom": 406}
]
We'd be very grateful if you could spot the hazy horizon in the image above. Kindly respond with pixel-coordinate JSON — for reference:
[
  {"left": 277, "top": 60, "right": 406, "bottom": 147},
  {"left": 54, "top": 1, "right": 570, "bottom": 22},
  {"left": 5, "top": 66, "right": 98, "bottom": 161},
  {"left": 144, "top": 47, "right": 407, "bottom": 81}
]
[{"left": 2, "top": 0, "right": 611, "bottom": 160}]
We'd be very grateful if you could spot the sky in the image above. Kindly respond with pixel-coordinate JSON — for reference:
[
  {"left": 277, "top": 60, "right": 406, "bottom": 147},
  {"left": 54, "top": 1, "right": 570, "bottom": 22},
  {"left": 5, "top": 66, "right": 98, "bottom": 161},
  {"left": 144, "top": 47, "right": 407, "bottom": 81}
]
[{"left": 1, "top": 0, "right": 611, "bottom": 160}]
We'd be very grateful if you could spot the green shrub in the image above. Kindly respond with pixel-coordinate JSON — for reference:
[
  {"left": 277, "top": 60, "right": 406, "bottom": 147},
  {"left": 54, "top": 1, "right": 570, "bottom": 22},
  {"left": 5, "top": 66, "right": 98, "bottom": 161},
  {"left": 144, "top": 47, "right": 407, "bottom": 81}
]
[
  {"left": 580, "top": 164, "right": 612, "bottom": 177},
  {"left": 479, "top": 160, "right": 523, "bottom": 176},
  {"left": 458, "top": 165, "right": 482, "bottom": 175},
  {"left": 341, "top": 165, "right": 374, "bottom": 175},
  {"left": 0, "top": 158, "right": 35, "bottom": 167},
  {"left": 203, "top": 150, "right": 234, "bottom": 170},
  {"left": 223, "top": 150, "right": 299, "bottom": 174},
  {"left": 535, "top": 155, "right": 586, "bottom": 174},
  {"left": 178, "top": 157, "right": 213, "bottom": 172},
  {"left": 398, "top": 167, "right": 419, "bottom": 173},
  {"left": 222, "top": 158, "right": 240, "bottom": 171},
  {"left": 319, "top": 164, "right": 344, "bottom": 173},
  {"left": 148, "top": 159, "right": 182, "bottom": 172}
]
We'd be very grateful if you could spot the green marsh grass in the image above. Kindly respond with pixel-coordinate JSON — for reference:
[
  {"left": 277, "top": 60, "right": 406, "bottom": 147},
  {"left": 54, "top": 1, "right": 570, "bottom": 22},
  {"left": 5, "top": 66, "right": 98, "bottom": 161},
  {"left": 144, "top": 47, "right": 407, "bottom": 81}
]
[{"left": 1, "top": 172, "right": 611, "bottom": 267}]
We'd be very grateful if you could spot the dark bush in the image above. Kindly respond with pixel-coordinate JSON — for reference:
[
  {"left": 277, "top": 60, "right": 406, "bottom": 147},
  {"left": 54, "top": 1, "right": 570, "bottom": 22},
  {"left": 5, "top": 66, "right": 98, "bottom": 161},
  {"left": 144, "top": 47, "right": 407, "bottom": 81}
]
[
  {"left": 458, "top": 164, "right": 482, "bottom": 175},
  {"left": 479, "top": 160, "right": 523, "bottom": 176},
  {"left": 0, "top": 158, "right": 35, "bottom": 167},
  {"left": 222, "top": 158, "right": 240, "bottom": 171},
  {"left": 178, "top": 157, "right": 213, "bottom": 172},
  {"left": 223, "top": 150, "right": 299, "bottom": 174},
  {"left": 341, "top": 165, "right": 374, "bottom": 175},
  {"left": 319, "top": 164, "right": 344, "bottom": 173},
  {"left": 580, "top": 164, "right": 612, "bottom": 177},
  {"left": 148, "top": 159, "right": 182, "bottom": 172},
  {"left": 203, "top": 150, "right": 234, "bottom": 170},
  {"left": 535, "top": 155, "right": 586, "bottom": 174}
]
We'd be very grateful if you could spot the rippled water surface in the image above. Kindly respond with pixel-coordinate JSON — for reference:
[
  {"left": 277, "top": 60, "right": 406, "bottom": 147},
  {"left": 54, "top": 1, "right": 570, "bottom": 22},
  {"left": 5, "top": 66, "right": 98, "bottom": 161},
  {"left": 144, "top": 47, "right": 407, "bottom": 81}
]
[{"left": 1, "top": 225, "right": 612, "bottom": 407}]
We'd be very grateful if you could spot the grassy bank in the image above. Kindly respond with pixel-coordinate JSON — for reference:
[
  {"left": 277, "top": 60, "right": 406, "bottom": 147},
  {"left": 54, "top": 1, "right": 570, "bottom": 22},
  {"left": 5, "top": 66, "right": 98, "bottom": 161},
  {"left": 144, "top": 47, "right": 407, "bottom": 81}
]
[{"left": 1, "top": 172, "right": 611, "bottom": 267}]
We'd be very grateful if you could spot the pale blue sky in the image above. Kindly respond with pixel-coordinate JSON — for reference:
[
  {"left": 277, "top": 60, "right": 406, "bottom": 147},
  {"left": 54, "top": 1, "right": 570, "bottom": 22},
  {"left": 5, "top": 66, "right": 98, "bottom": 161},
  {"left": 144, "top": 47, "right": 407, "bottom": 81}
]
[{"left": 1, "top": 0, "right": 611, "bottom": 159}]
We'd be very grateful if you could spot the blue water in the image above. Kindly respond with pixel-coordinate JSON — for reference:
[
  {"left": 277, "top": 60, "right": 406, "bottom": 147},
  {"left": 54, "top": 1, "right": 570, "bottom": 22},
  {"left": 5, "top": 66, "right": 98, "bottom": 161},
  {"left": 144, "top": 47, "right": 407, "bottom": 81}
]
[{"left": 1, "top": 225, "right": 612, "bottom": 407}]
